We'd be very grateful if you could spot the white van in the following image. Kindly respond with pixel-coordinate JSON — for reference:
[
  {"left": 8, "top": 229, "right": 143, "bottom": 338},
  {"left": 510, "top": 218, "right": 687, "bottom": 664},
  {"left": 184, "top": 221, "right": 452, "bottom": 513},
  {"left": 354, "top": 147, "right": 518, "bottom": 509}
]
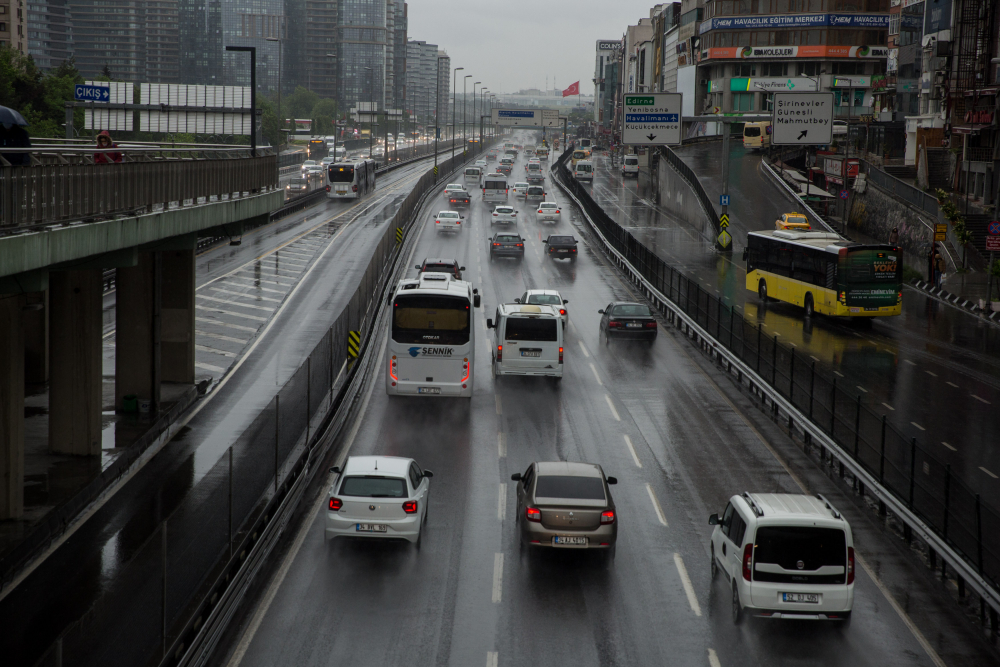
[
  {"left": 464, "top": 166, "right": 482, "bottom": 183},
  {"left": 574, "top": 160, "right": 594, "bottom": 181},
  {"left": 487, "top": 304, "right": 564, "bottom": 379},
  {"left": 482, "top": 173, "right": 509, "bottom": 206},
  {"left": 622, "top": 155, "right": 639, "bottom": 177}
]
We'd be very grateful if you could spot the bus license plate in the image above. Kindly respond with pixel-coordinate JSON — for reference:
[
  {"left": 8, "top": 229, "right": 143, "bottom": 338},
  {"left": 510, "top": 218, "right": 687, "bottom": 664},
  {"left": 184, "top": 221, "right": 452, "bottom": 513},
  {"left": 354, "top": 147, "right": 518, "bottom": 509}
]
[
  {"left": 356, "top": 524, "right": 388, "bottom": 532},
  {"left": 864, "top": 307, "right": 880, "bottom": 312},
  {"left": 521, "top": 351, "right": 541, "bottom": 357},
  {"left": 782, "top": 593, "right": 819, "bottom": 603},
  {"left": 418, "top": 387, "right": 441, "bottom": 394}
]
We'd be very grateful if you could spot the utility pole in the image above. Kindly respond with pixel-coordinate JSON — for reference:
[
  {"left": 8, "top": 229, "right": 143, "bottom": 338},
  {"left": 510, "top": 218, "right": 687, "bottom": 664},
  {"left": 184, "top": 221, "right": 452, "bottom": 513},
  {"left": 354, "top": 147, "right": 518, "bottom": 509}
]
[
  {"left": 718, "top": 121, "right": 732, "bottom": 251},
  {"left": 452, "top": 66, "right": 463, "bottom": 161},
  {"left": 463, "top": 74, "right": 472, "bottom": 155}
]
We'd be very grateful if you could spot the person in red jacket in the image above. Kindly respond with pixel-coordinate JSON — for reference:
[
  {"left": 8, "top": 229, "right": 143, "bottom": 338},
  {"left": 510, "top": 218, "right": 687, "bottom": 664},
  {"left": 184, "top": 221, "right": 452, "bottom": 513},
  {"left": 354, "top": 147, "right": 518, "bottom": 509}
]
[{"left": 94, "top": 130, "right": 123, "bottom": 164}]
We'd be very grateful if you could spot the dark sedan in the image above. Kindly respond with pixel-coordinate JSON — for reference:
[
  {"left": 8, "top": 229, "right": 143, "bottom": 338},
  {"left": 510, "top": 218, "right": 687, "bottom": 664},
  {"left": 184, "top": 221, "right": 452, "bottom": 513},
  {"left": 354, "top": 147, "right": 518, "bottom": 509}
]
[
  {"left": 489, "top": 233, "right": 524, "bottom": 261},
  {"left": 598, "top": 302, "right": 657, "bottom": 344}
]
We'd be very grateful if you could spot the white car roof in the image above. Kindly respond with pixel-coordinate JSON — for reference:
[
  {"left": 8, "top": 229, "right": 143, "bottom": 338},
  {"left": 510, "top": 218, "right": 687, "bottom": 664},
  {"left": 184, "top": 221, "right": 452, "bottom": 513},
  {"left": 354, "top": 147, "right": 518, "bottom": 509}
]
[
  {"left": 740, "top": 493, "right": 847, "bottom": 527},
  {"left": 343, "top": 455, "right": 412, "bottom": 476},
  {"left": 495, "top": 205, "right": 514, "bottom": 210},
  {"left": 525, "top": 289, "right": 562, "bottom": 296},
  {"left": 498, "top": 303, "right": 560, "bottom": 317},
  {"left": 514, "top": 182, "right": 529, "bottom": 187},
  {"left": 445, "top": 183, "right": 463, "bottom": 188},
  {"left": 539, "top": 202, "right": 558, "bottom": 207},
  {"left": 437, "top": 210, "right": 459, "bottom": 216}
]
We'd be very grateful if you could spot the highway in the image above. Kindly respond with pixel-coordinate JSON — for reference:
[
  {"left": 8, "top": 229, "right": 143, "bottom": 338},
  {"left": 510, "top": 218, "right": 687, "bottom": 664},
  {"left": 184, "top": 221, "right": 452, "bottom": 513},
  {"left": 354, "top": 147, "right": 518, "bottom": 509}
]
[
  {"left": 584, "top": 143, "right": 1000, "bottom": 508},
  {"left": 217, "top": 139, "right": 995, "bottom": 667}
]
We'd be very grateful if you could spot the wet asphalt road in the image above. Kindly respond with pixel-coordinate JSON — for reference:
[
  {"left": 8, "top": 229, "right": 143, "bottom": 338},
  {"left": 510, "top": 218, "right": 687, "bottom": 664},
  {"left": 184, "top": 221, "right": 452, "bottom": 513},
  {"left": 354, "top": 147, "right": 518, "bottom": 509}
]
[
  {"left": 0, "top": 155, "right": 443, "bottom": 667},
  {"left": 585, "top": 143, "right": 1000, "bottom": 508},
  {"left": 221, "top": 139, "right": 996, "bottom": 667}
]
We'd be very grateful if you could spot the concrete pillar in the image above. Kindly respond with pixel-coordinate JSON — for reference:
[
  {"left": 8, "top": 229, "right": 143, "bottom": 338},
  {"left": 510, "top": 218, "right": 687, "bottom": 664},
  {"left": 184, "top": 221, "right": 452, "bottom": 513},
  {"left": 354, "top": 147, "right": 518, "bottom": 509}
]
[
  {"left": 0, "top": 294, "right": 25, "bottom": 519},
  {"left": 49, "top": 270, "right": 103, "bottom": 456},
  {"left": 23, "top": 290, "right": 48, "bottom": 389},
  {"left": 115, "top": 252, "right": 159, "bottom": 411},
  {"left": 161, "top": 249, "right": 195, "bottom": 384}
]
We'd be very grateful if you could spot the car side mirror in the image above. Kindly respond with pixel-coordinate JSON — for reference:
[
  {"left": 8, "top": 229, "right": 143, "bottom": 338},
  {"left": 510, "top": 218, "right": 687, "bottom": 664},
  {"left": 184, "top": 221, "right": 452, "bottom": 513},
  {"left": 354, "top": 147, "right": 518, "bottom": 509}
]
[
  {"left": 474, "top": 294, "right": 481, "bottom": 308},
  {"left": 514, "top": 298, "right": 520, "bottom": 303},
  {"left": 597, "top": 309, "right": 605, "bottom": 314},
  {"left": 563, "top": 299, "right": 569, "bottom": 304},
  {"left": 460, "top": 266, "right": 466, "bottom": 271},
  {"left": 742, "top": 248, "right": 748, "bottom": 261},
  {"left": 473, "top": 288, "right": 479, "bottom": 294},
  {"left": 423, "top": 470, "right": 434, "bottom": 478},
  {"left": 606, "top": 476, "right": 618, "bottom": 485},
  {"left": 330, "top": 466, "right": 341, "bottom": 474},
  {"left": 542, "top": 239, "right": 548, "bottom": 243},
  {"left": 486, "top": 318, "right": 494, "bottom": 329},
  {"left": 510, "top": 473, "right": 522, "bottom": 481},
  {"left": 708, "top": 513, "right": 720, "bottom": 525},
  {"left": 414, "top": 264, "right": 421, "bottom": 270}
]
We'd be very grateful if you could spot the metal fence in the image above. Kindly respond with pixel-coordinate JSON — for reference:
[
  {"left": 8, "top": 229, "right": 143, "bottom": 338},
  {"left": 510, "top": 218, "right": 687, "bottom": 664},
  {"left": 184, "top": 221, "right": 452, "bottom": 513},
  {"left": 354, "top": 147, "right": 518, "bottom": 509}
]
[
  {"left": 554, "top": 151, "right": 1000, "bottom": 603},
  {"left": 29, "top": 143, "right": 487, "bottom": 667},
  {"left": 0, "top": 146, "right": 278, "bottom": 231},
  {"left": 862, "top": 159, "right": 940, "bottom": 216}
]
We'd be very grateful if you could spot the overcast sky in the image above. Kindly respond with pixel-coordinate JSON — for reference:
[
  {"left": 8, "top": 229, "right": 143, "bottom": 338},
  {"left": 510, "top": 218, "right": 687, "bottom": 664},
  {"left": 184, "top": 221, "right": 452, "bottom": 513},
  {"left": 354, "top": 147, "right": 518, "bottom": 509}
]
[{"left": 406, "top": 0, "right": 658, "bottom": 97}]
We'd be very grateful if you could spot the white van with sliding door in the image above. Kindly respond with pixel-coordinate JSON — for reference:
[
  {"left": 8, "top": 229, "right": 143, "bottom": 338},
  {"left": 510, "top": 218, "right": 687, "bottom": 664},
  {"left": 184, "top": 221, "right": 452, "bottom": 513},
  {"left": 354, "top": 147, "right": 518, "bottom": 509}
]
[
  {"left": 574, "top": 160, "right": 594, "bottom": 181},
  {"left": 487, "top": 304, "right": 564, "bottom": 380},
  {"left": 464, "top": 166, "right": 482, "bottom": 183}
]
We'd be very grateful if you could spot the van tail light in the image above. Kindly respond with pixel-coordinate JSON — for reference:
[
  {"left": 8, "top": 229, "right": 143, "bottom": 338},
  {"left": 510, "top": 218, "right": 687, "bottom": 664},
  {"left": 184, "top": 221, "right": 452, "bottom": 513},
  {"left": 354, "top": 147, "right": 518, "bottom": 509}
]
[
  {"left": 645, "top": 321, "right": 657, "bottom": 328},
  {"left": 389, "top": 355, "right": 398, "bottom": 381},
  {"left": 742, "top": 543, "right": 754, "bottom": 581},
  {"left": 461, "top": 357, "right": 470, "bottom": 382},
  {"left": 496, "top": 345, "right": 502, "bottom": 362},
  {"left": 329, "top": 497, "right": 342, "bottom": 511},
  {"left": 456, "top": 221, "right": 461, "bottom": 225},
  {"left": 601, "top": 510, "right": 615, "bottom": 524},
  {"left": 847, "top": 547, "right": 855, "bottom": 584},
  {"left": 403, "top": 500, "right": 418, "bottom": 514},
  {"left": 558, "top": 347, "right": 563, "bottom": 363},
  {"left": 525, "top": 506, "right": 541, "bottom": 522}
]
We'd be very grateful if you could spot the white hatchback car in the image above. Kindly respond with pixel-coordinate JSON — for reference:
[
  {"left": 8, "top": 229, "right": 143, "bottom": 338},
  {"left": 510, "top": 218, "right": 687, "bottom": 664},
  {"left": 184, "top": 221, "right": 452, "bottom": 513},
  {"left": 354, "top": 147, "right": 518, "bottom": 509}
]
[
  {"left": 709, "top": 492, "right": 855, "bottom": 623},
  {"left": 491, "top": 205, "right": 518, "bottom": 225},
  {"left": 434, "top": 210, "right": 464, "bottom": 232},
  {"left": 326, "top": 456, "right": 433, "bottom": 545},
  {"left": 475, "top": 159, "right": 488, "bottom": 169},
  {"left": 535, "top": 201, "right": 561, "bottom": 223},
  {"left": 443, "top": 183, "right": 466, "bottom": 198},
  {"left": 511, "top": 182, "right": 530, "bottom": 198},
  {"left": 517, "top": 289, "right": 568, "bottom": 326}
]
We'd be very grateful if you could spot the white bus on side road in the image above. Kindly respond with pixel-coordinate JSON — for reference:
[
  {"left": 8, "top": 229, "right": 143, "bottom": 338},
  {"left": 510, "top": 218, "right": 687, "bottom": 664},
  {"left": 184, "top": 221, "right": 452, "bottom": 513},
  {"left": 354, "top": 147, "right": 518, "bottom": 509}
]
[
  {"left": 386, "top": 272, "right": 481, "bottom": 398},
  {"left": 326, "top": 158, "right": 376, "bottom": 199}
]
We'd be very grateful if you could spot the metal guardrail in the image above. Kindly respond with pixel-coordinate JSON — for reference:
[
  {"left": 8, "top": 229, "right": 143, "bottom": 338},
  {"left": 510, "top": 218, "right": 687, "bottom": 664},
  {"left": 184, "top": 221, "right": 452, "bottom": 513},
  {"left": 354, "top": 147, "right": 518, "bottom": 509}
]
[
  {"left": 552, "top": 149, "right": 1000, "bottom": 620},
  {"left": 861, "top": 159, "right": 939, "bottom": 216}
]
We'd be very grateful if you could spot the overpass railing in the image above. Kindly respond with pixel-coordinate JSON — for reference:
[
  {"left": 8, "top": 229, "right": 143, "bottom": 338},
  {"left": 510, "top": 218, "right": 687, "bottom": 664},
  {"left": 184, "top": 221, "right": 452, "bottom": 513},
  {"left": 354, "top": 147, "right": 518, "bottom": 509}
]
[{"left": 0, "top": 145, "right": 278, "bottom": 233}]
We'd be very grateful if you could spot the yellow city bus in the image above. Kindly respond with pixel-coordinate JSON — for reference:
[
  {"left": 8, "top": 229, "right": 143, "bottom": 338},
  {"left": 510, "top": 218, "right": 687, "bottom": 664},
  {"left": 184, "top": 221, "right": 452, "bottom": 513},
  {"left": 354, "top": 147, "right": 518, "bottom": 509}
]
[
  {"left": 571, "top": 149, "right": 588, "bottom": 167},
  {"left": 744, "top": 229, "right": 902, "bottom": 318}
]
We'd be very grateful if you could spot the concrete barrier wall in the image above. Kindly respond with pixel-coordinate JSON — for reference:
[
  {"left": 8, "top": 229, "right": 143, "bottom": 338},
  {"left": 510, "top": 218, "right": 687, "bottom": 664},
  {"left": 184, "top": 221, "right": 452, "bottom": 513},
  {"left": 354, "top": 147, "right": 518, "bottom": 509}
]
[
  {"left": 654, "top": 154, "right": 721, "bottom": 245},
  {"left": 849, "top": 180, "right": 935, "bottom": 260}
]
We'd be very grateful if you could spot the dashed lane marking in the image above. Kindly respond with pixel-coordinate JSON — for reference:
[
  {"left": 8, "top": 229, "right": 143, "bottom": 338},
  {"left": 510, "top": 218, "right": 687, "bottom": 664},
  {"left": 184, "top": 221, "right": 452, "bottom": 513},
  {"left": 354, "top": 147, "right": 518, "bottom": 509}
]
[
  {"left": 222, "top": 281, "right": 286, "bottom": 294},
  {"left": 674, "top": 553, "right": 701, "bottom": 616},
  {"left": 589, "top": 362, "right": 603, "bottom": 385},
  {"left": 498, "top": 432, "right": 506, "bottom": 458},
  {"left": 492, "top": 553, "right": 504, "bottom": 603},
  {"left": 882, "top": 402, "right": 895, "bottom": 411},
  {"left": 194, "top": 306, "right": 268, "bottom": 322},
  {"left": 232, "top": 273, "right": 297, "bottom": 288},
  {"left": 810, "top": 355, "right": 820, "bottom": 362},
  {"left": 195, "top": 330, "right": 248, "bottom": 344},
  {"left": 904, "top": 359, "right": 916, "bottom": 365},
  {"left": 911, "top": 422, "right": 926, "bottom": 431},
  {"left": 196, "top": 344, "right": 236, "bottom": 358},
  {"left": 946, "top": 381, "right": 959, "bottom": 388},
  {"left": 971, "top": 394, "right": 991, "bottom": 404},
  {"left": 623, "top": 434, "right": 642, "bottom": 468},
  {"left": 708, "top": 649, "right": 722, "bottom": 667},
  {"left": 487, "top": 652, "right": 498, "bottom": 667},
  {"left": 646, "top": 483, "right": 667, "bottom": 526},
  {"left": 942, "top": 442, "right": 957, "bottom": 451},
  {"left": 980, "top": 467, "right": 999, "bottom": 479},
  {"left": 196, "top": 294, "right": 275, "bottom": 312},
  {"left": 604, "top": 394, "right": 620, "bottom": 421},
  {"left": 856, "top": 386, "right": 868, "bottom": 393},
  {"left": 497, "top": 484, "right": 507, "bottom": 521},
  {"left": 209, "top": 287, "right": 283, "bottom": 303},
  {"left": 578, "top": 340, "right": 590, "bottom": 358},
  {"left": 195, "top": 361, "right": 225, "bottom": 373},
  {"left": 195, "top": 317, "right": 259, "bottom": 333},
  {"left": 925, "top": 370, "right": 938, "bottom": 377},
  {"left": 834, "top": 371, "right": 844, "bottom": 377}
]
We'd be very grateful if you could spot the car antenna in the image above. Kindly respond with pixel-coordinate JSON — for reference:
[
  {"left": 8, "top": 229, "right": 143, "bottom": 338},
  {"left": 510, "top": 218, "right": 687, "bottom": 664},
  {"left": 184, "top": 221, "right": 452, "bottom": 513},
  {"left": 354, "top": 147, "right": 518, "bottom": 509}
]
[{"left": 374, "top": 459, "right": 378, "bottom": 470}]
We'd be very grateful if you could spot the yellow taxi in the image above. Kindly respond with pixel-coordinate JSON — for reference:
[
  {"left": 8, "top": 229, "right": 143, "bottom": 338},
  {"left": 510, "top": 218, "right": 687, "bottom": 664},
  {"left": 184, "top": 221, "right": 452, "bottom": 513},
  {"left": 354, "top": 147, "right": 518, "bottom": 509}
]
[{"left": 775, "top": 213, "right": 812, "bottom": 231}]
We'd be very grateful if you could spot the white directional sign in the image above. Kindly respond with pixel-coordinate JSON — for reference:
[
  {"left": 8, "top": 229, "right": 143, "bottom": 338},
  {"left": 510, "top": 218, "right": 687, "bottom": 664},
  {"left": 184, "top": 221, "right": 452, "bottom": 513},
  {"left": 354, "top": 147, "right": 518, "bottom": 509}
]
[
  {"left": 622, "top": 93, "right": 682, "bottom": 146},
  {"left": 491, "top": 108, "right": 559, "bottom": 127},
  {"left": 771, "top": 92, "right": 834, "bottom": 145}
]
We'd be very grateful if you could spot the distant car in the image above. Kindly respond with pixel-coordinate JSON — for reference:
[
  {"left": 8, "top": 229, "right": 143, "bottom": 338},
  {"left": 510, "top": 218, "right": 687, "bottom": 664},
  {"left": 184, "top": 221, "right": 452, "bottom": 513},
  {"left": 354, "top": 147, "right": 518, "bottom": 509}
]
[
  {"left": 415, "top": 257, "right": 465, "bottom": 280},
  {"left": 301, "top": 159, "right": 318, "bottom": 174},
  {"left": 535, "top": 201, "right": 561, "bottom": 223},
  {"left": 286, "top": 178, "right": 309, "bottom": 194},
  {"left": 434, "top": 210, "right": 464, "bottom": 233},
  {"left": 498, "top": 158, "right": 514, "bottom": 175},
  {"left": 598, "top": 302, "right": 657, "bottom": 343},
  {"left": 444, "top": 183, "right": 467, "bottom": 199},
  {"left": 475, "top": 159, "right": 488, "bottom": 169},
  {"left": 544, "top": 234, "right": 577, "bottom": 260},
  {"left": 491, "top": 205, "right": 518, "bottom": 225},
  {"left": 447, "top": 187, "right": 471, "bottom": 207},
  {"left": 775, "top": 213, "right": 811, "bottom": 231},
  {"left": 325, "top": 456, "right": 433, "bottom": 546},
  {"left": 487, "top": 151, "right": 498, "bottom": 162},
  {"left": 517, "top": 289, "right": 568, "bottom": 327},
  {"left": 512, "top": 461, "right": 618, "bottom": 558},
  {"left": 489, "top": 232, "right": 525, "bottom": 260},
  {"left": 524, "top": 185, "right": 545, "bottom": 202},
  {"left": 511, "top": 182, "right": 530, "bottom": 198}
]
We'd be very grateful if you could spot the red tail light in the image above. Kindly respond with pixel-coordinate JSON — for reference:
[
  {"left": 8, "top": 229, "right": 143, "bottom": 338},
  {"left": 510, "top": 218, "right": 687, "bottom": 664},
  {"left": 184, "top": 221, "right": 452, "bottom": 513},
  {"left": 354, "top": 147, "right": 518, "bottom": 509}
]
[
  {"left": 516, "top": 243, "right": 523, "bottom": 247},
  {"left": 497, "top": 344, "right": 502, "bottom": 362},
  {"left": 435, "top": 220, "right": 440, "bottom": 224},
  {"left": 403, "top": 500, "right": 418, "bottom": 514},
  {"left": 645, "top": 321, "right": 657, "bottom": 328},
  {"left": 456, "top": 221, "right": 461, "bottom": 225},
  {"left": 493, "top": 242, "right": 500, "bottom": 246},
  {"left": 742, "top": 543, "right": 754, "bottom": 581},
  {"left": 608, "top": 320, "right": 621, "bottom": 328},
  {"left": 559, "top": 309, "right": 566, "bottom": 315},
  {"left": 601, "top": 510, "right": 615, "bottom": 524},
  {"left": 461, "top": 357, "right": 470, "bottom": 382},
  {"left": 329, "top": 497, "right": 342, "bottom": 511},
  {"left": 847, "top": 547, "right": 855, "bottom": 584},
  {"left": 325, "top": 185, "right": 331, "bottom": 192},
  {"left": 525, "top": 506, "right": 541, "bottom": 522},
  {"left": 558, "top": 347, "right": 564, "bottom": 363},
  {"left": 352, "top": 184, "right": 358, "bottom": 192}
]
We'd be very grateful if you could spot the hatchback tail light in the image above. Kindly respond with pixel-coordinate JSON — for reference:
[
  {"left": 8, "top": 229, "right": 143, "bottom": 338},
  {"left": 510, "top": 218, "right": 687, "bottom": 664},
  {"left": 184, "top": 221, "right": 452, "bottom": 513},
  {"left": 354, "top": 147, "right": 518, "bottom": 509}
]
[
  {"left": 435, "top": 220, "right": 440, "bottom": 224},
  {"left": 601, "top": 510, "right": 615, "bottom": 524},
  {"left": 329, "top": 497, "right": 342, "bottom": 511},
  {"left": 403, "top": 500, "right": 418, "bottom": 514},
  {"left": 847, "top": 547, "right": 855, "bottom": 584},
  {"left": 645, "top": 321, "right": 657, "bottom": 328},
  {"left": 742, "top": 543, "right": 754, "bottom": 581},
  {"left": 525, "top": 506, "right": 541, "bottom": 522}
]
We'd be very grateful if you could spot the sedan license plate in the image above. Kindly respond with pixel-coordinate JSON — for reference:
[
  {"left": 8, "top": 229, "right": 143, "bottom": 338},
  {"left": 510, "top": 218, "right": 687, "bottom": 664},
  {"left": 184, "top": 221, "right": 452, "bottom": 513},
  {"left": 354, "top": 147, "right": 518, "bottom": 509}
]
[
  {"left": 356, "top": 524, "right": 388, "bottom": 532},
  {"left": 782, "top": 592, "right": 819, "bottom": 603},
  {"left": 520, "top": 351, "right": 541, "bottom": 357},
  {"left": 554, "top": 536, "right": 587, "bottom": 546},
  {"left": 418, "top": 387, "right": 441, "bottom": 394},
  {"left": 626, "top": 323, "right": 643, "bottom": 328}
]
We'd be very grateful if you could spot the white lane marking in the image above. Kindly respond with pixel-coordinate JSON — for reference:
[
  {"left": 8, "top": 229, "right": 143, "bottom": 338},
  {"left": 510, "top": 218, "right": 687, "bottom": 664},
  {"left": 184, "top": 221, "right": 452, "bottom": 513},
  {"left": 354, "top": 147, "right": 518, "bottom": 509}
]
[
  {"left": 911, "top": 422, "right": 926, "bottom": 431},
  {"left": 222, "top": 281, "right": 286, "bottom": 294},
  {"left": 194, "top": 305, "right": 268, "bottom": 322},
  {"left": 980, "top": 467, "right": 999, "bottom": 479},
  {"left": 237, "top": 265, "right": 301, "bottom": 277},
  {"left": 604, "top": 394, "right": 620, "bottom": 421},
  {"left": 925, "top": 370, "right": 938, "bottom": 377},
  {"left": 578, "top": 340, "right": 590, "bottom": 358},
  {"left": 225, "top": 334, "right": 387, "bottom": 667},
  {"left": 195, "top": 316, "right": 259, "bottom": 333},
  {"left": 882, "top": 402, "right": 895, "bottom": 411},
  {"left": 498, "top": 484, "right": 507, "bottom": 520},
  {"left": 946, "top": 381, "right": 959, "bottom": 388},
  {"left": 708, "top": 649, "right": 722, "bottom": 667},
  {"left": 941, "top": 441, "right": 957, "bottom": 451},
  {"left": 834, "top": 371, "right": 844, "bottom": 377},
  {"left": 904, "top": 359, "right": 916, "bottom": 365},
  {"left": 482, "top": 318, "right": 487, "bottom": 331},
  {"left": 195, "top": 361, "right": 225, "bottom": 373},
  {"left": 498, "top": 432, "right": 506, "bottom": 457},
  {"left": 589, "top": 362, "right": 603, "bottom": 386},
  {"left": 810, "top": 355, "right": 820, "bottom": 362},
  {"left": 209, "top": 287, "right": 283, "bottom": 303},
  {"left": 196, "top": 330, "right": 249, "bottom": 344},
  {"left": 673, "top": 553, "right": 702, "bottom": 617},
  {"left": 856, "top": 386, "right": 868, "bottom": 393},
  {"left": 196, "top": 344, "right": 237, "bottom": 358},
  {"left": 623, "top": 434, "right": 642, "bottom": 468},
  {"left": 492, "top": 552, "right": 504, "bottom": 603},
  {"left": 233, "top": 270, "right": 296, "bottom": 287},
  {"left": 486, "top": 652, "right": 498, "bottom": 667},
  {"left": 496, "top": 394, "right": 502, "bottom": 415},
  {"left": 971, "top": 394, "right": 991, "bottom": 405},
  {"left": 646, "top": 483, "right": 667, "bottom": 526},
  {"left": 197, "top": 294, "right": 275, "bottom": 312}
]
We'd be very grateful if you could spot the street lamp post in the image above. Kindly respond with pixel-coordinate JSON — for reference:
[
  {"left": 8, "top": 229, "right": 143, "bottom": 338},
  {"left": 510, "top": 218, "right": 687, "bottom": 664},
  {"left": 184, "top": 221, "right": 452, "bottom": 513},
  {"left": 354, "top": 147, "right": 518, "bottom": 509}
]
[
  {"left": 326, "top": 53, "right": 337, "bottom": 160},
  {"left": 225, "top": 45, "right": 257, "bottom": 156},
  {"left": 463, "top": 74, "right": 472, "bottom": 153},
  {"left": 480, "top": 88, "right": 488, "bottom": 146},
  {"left": 364, "top": 66, "right": 375, "bottom": 159},
  {"left": 472, "top": 81, "right": 481, "bottom": 151},
  {"left": 452, "top": 67, "right": 463, "bottom": 160}
]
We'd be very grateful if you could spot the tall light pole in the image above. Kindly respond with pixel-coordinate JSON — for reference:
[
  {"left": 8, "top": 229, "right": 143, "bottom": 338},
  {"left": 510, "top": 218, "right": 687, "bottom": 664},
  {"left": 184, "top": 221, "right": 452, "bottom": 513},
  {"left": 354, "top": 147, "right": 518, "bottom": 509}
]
[
  {"left": 435, "top": 55, "right": 445, "bottom": 179},
  {"left": 490, "top": 95, "right": 496, "bottom": 141},
  {"left": 472, "top": 81, "right": 481, "bottom": 150},
  {"left": 364, "top": 66, "right": 374, "bottom": 158},
  {"left": 226, "top": 45, "right": 257, "bottom": 156},
  {"left": 480, "top": 87, "right": 488, "bottom": 146},
  {"left": 463, "top": 74, "right": 472, "bottom": 152},
  {"left": 452, "top": 66, "right": 463, "bottom": 160}
]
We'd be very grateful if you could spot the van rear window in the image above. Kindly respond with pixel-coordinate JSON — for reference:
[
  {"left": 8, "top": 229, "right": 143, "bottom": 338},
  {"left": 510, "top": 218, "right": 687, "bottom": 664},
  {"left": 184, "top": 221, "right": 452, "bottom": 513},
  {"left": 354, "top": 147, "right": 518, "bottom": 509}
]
[
  {"left": 744, "top": 127, "right": 761, "bottom": 137},
  {"left": 505, "top": 317, "right": 557, "bottom": 341},
  {"left": 753, "top": 526, "right": 846, "bottom": 584}
]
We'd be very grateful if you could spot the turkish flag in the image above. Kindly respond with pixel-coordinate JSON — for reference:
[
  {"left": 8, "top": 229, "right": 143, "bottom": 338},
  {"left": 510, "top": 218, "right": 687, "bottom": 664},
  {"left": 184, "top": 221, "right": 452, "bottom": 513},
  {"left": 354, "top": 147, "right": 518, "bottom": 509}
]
[{"left": 562, "top": 81, "right": 580, "bottom": 97}]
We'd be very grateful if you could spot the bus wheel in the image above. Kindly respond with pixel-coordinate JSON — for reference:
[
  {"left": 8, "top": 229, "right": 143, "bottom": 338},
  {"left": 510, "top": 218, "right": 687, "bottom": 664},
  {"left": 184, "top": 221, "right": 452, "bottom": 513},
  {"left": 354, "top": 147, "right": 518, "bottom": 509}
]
[
  {"left": 804, "top": 294, "right": 814, "bottom": 318},
  {"left": 758, "top": 280, "right": 768, "bottom": 302}
]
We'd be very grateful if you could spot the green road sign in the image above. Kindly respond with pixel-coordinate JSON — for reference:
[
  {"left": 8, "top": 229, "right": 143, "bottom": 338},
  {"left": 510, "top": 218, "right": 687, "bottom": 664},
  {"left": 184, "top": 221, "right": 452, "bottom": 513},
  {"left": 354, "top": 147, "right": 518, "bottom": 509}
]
[{"left": 625, "top": 96, "right": 656, "bottom": 105}]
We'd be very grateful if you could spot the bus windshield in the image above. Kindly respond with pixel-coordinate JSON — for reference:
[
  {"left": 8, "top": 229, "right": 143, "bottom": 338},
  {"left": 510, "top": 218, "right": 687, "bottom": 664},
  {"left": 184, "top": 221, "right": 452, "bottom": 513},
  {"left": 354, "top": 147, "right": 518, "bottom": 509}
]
[
  {"left": 330, "top": 165, "right": 355, "bottom": 183},
  {"left": 842, "top": 248, "right": 900, "bottom": 307},
  {"left": 392, "top": 295, "right": 471, "bottom": 345}
]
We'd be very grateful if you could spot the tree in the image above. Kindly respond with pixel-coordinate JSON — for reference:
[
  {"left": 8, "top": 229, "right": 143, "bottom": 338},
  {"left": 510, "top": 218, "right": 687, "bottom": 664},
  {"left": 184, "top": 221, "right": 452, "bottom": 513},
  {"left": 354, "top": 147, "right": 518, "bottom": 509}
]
[
  {"left": 311, "top": 99, "right": 337, "bottom": 137},
  {"left": 286, "top": 86, "right": 320, "bottom": 121},
  {"left": 0, "top": 45, "right": 83, "bottom": 138}
]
